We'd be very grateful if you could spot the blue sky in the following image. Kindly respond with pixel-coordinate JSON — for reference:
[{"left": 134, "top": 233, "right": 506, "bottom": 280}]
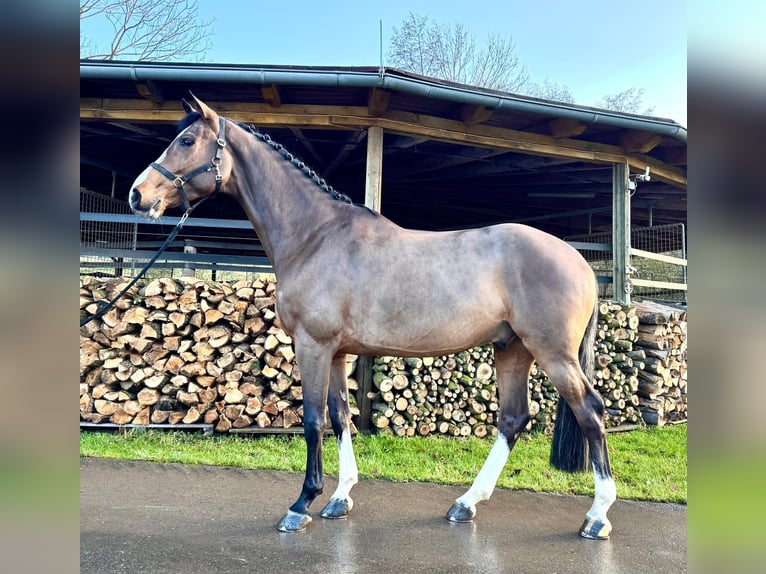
[{"left": 82, "top": 0, "right": 687, "bottom": 126}]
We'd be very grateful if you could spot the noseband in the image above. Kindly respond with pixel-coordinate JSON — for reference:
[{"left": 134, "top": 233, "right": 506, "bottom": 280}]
[{"left": 149, "top": 116, "right": 228, "bottom": 211}]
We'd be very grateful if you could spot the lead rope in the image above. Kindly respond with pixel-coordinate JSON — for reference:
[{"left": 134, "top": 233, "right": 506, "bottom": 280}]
[{"left": 79, "top": 202, "right": 205, "bottom": 328}]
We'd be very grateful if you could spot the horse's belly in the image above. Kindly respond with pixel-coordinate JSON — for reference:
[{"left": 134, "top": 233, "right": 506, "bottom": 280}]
[{"left": 345, "top": 297, "right": 509, "bottom": 357}]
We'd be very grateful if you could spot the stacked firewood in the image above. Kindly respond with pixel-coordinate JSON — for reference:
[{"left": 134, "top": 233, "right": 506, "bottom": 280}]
[
  {"left": 631, "top": 300, "right": 688, "bottom": 426},
  {"left": 363, "top": 300, "right": 687, "bottom": 436},
  {"left": 368, "top": 351, "right": 500, "bottom": 439},
  {"left": 79, "top": 276, "right": 358, "bottom": 432},
  {"left": 80, "top": 276, "right": 686, "bottom": 436}
]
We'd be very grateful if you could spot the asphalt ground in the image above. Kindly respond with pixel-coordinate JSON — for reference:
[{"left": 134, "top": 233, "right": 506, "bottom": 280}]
[{"left": 80, "top": 458, "right": 686, "bottom": 574}]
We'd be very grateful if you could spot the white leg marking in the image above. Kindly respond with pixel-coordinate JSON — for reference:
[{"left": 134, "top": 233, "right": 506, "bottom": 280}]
[
  {"left": 586, "top": 465, "right": 617, "bottom": 524},
  {"left": 456, "top": 434, "right": 511, "bottom": 510},
  {"left": 329, "top": 428, "right": 358, "bottom": 504}
]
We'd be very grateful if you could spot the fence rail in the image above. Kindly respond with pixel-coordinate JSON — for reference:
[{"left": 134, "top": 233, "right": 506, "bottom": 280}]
[
  {"left": 80, "top": 194, "right": 688, "bottom": 301},
  {"left": 566, "top": 223, "right": 687, "bottom": 304}
]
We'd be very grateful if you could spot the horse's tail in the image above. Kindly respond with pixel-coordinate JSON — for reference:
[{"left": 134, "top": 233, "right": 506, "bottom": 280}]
[{"left": 549, "top": 296, "right": 598, "bottom": 473}]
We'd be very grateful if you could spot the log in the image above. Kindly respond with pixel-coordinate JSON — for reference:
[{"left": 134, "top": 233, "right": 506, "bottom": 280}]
[
  {"left": 371, "top": 412, "right": 390, "bottom": 429},
  {"left": 475, "top": 362, "right": 493, "bottom": 381},
  {"left": 282, "top": 408, "right": 301, "bottom": 428}
]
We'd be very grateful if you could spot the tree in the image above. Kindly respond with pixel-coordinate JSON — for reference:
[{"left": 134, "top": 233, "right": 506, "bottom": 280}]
[
  {"left": 388, "top": 13, "right": 656, "bottom": 115},
  {"left": 388, "top": 13, "right": 528, "bottom": 93},
  {"left": 524, "top": 78, "right": 575, "bottom": 104},
  {"left": 80, "top": 0, "right": 213, "bottom": 62},
  {"left": 597, "top": 87, "right": 655, "bottom": 115}
]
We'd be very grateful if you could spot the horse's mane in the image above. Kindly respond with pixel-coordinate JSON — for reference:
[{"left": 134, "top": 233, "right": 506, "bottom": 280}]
[
  {"left": 174, "top": 112, "right": 356, "bottom": 206},
  {"left": 238, "top": 122, "right": 354, "bottom": 205}
]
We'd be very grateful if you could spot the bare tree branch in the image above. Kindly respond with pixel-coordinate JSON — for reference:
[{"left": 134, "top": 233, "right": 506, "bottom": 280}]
[
  {"left": 80, "top": 0, "right": 213, "bottom": 62},
  {"left": 388, "top": 13, "right": 528, "bottom": 93},
  {"left": 597, "top": 87, "right": 656, "bottom": 115},
  {"left": 524, "top": 78, "right": 575, "bottom": 104}
]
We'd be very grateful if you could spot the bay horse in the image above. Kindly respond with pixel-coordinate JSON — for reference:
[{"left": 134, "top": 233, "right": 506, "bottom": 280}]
[{"left": 129, "top": 95, "right": 616, "bottom": 539}]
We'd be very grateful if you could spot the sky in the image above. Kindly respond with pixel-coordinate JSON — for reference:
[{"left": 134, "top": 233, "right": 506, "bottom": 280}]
[{"left": 82, "top": 0, "right": 688, "bottom": 126}]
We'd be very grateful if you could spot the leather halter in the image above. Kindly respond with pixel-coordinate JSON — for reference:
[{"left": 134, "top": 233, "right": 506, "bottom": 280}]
[{"left": 149, "top": 116, "right": 228, "bottom": 210}]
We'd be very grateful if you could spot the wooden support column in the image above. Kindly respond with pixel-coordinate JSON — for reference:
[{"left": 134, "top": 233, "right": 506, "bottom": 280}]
[
  {"left": 355, "top": 356, "right": 374, "bottom": 433},
  {"left": 358, "top": 125, "right": 384, "bottom": 432},
  {"left": 364, "top": 126, "right": 383, "bottom": 212},
  {"left": 612, "top": 161, "right": 631, "bottom": 305}
]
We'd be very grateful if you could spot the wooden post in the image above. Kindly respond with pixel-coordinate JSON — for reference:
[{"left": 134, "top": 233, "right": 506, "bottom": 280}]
[
  {"left": 612, "top": 161, "right": 631, "bottom": 305},
  {"left": 182, "top": 240, "right": 196, "bottom": 278},
  {"left": 355, "top": 356, "right": 374, "bottom": 433},
  {"left": 364, "top": 126, "right": 383, "bottom": 212},
  {"left": 358, "top": 125, "right": 384, "bottom": 432}
]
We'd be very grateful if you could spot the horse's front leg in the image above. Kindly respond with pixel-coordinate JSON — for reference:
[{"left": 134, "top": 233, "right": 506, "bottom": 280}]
[
  {"left": 275, "top": 340, "right": 332, "bottom": 533},
  {"left": 320, "top": 354, "right": 359, "bottom": 519}
]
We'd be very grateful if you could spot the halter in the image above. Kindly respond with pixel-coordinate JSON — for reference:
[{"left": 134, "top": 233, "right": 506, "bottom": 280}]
[{"left": 149, "top": 116, "right": 228, "bottom": 210}]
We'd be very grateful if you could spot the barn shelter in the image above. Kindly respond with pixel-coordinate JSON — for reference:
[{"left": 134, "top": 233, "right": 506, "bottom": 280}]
[{"left": 80, "top": 61, "right": 687, "bottom": 304}]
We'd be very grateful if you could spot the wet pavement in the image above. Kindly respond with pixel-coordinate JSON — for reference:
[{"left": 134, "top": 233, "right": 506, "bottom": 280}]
[{"left": 80, "top": 458, "right": 686, "bottom": 574}]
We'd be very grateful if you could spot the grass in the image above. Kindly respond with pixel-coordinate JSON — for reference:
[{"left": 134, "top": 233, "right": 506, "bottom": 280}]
[{"left": 80, "top": 424, "right": 686, "bottom": 504}]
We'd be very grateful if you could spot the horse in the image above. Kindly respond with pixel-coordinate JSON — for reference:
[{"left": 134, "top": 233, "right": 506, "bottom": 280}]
[{"left": 129, "top": 94, "right": 616, "bottom": 539}]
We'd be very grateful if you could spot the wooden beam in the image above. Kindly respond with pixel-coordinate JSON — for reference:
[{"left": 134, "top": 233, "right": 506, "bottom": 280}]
[
  {"left": 620, "top": 130, "right": 663, "bottom": 154},
  {"left": 367, "top": 88, "right": 390, "bottom": 117},
  {"left": 548, "top": 118, "right": 587, "bottom": 139},
  {"left": 612, "top": 161, "right": 631, "bottom": 306},
  {"left": 385, "top": 147, "right": 505, "bottom": 180},
  {"left": 134, "top": 80, "right": 164, "bottom": 103},
  {"left": 461, "top": 104, "right": 493, "bottom": 126},
  {"left": 365, "top": 126, "right": 383, "bottom": 212},
  {"left": 80, "top": 97, "right": 686, "bottom": 187},
  {"left": 260, "top": 84, "right": 281, "bottom": 107}
]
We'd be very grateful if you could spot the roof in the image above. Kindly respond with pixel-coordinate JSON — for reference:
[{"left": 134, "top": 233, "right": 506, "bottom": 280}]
[{"left": 80, "top": 61, "right": 686, "bottom": 236}]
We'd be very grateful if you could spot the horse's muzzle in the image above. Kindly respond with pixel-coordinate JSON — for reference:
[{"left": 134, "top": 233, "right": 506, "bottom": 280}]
[
  {"left": 129, "top": 188, "right": 144, "bottom": 213},
  {"left": 129, "top": 188, "right": 161, "bottom": 217}
]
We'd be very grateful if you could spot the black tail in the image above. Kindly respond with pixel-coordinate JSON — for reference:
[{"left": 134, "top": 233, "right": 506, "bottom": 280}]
[{"left": 549, "top": 298, "right": 598, "bottom": 473}]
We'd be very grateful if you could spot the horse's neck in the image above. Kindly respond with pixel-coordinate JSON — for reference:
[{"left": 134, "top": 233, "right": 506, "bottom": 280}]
[{"left": 229, "top": 135, "right": 342, "bottom": 273}]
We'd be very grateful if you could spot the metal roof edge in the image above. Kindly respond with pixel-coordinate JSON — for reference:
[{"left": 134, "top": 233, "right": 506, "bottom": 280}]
[{"left": 80, "top": 61, "right": 687, "bottom": 143}]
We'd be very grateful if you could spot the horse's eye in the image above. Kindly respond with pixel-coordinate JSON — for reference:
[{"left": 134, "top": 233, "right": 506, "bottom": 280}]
[{"left": 180, "top": 137, "right": 194, "bottom": 147}]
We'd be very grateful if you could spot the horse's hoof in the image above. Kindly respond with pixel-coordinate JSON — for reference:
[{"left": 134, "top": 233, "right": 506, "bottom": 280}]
[
  {"left": 446, "top": 501, "right": 475, "bottom": 523},
  {"left": 320, "top": 497, "right": 353, "bottom": 519},
  {"left": 579, "top": 516, "right": 611, "bottom": 540},
  {"left": 275, "top": 510, "right": 312, "bottom": 532}
]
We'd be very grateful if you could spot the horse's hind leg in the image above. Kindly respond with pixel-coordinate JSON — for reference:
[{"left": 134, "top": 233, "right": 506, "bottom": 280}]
[
  {"left": 540, "top": 355, "right": 617, "bottom": 539},
  {"left": 320, "top": 354, "right": 359, "bottom": 520},
  {"left": 447, "top": 340, "right": 533, "bottom": 522}
]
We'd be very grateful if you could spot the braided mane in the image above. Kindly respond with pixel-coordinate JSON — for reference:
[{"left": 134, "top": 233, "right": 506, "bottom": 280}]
[{"left": 238, "top": 122, "right": 353, "bottom": 204}]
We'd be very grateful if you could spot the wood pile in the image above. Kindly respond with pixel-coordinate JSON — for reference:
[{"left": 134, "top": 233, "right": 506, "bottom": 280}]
[
  {"left": 80, "top": 276, "right": 359, "bottom": 433},
  {"left": 368, "top": 350, "right": 500, "bottom": 439},
  {"left": 363, "top": 300, "right": 688, "bottom": 436},
  {"left": 630, "top": 299, "right": 688, "bottom": 426},
  {"left": 80, "top": 275, "right": 687, "bottom": 436}
]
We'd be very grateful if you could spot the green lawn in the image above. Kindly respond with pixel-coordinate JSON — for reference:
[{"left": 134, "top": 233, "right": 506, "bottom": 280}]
[{"left": 80, "top": 424, "right": 686, "bottom": 503}]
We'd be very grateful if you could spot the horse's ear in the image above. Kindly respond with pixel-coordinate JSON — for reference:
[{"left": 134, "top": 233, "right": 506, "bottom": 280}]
[
  {"left": 188, "top": 92, "right": 216, "bottom": 121},
  {"left": 182, "top": 97, "right": 196, "bottom": 114}
]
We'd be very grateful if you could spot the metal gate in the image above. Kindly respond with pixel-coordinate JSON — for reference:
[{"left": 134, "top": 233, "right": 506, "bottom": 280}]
[{"left": 567, "top": 223, "right": 687, "bottom": 304}]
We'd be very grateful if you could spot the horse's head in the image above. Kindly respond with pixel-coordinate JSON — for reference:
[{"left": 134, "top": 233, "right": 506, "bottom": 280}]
[{"left": 129, "top": 94, "right": 233, "bottom": 218}]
